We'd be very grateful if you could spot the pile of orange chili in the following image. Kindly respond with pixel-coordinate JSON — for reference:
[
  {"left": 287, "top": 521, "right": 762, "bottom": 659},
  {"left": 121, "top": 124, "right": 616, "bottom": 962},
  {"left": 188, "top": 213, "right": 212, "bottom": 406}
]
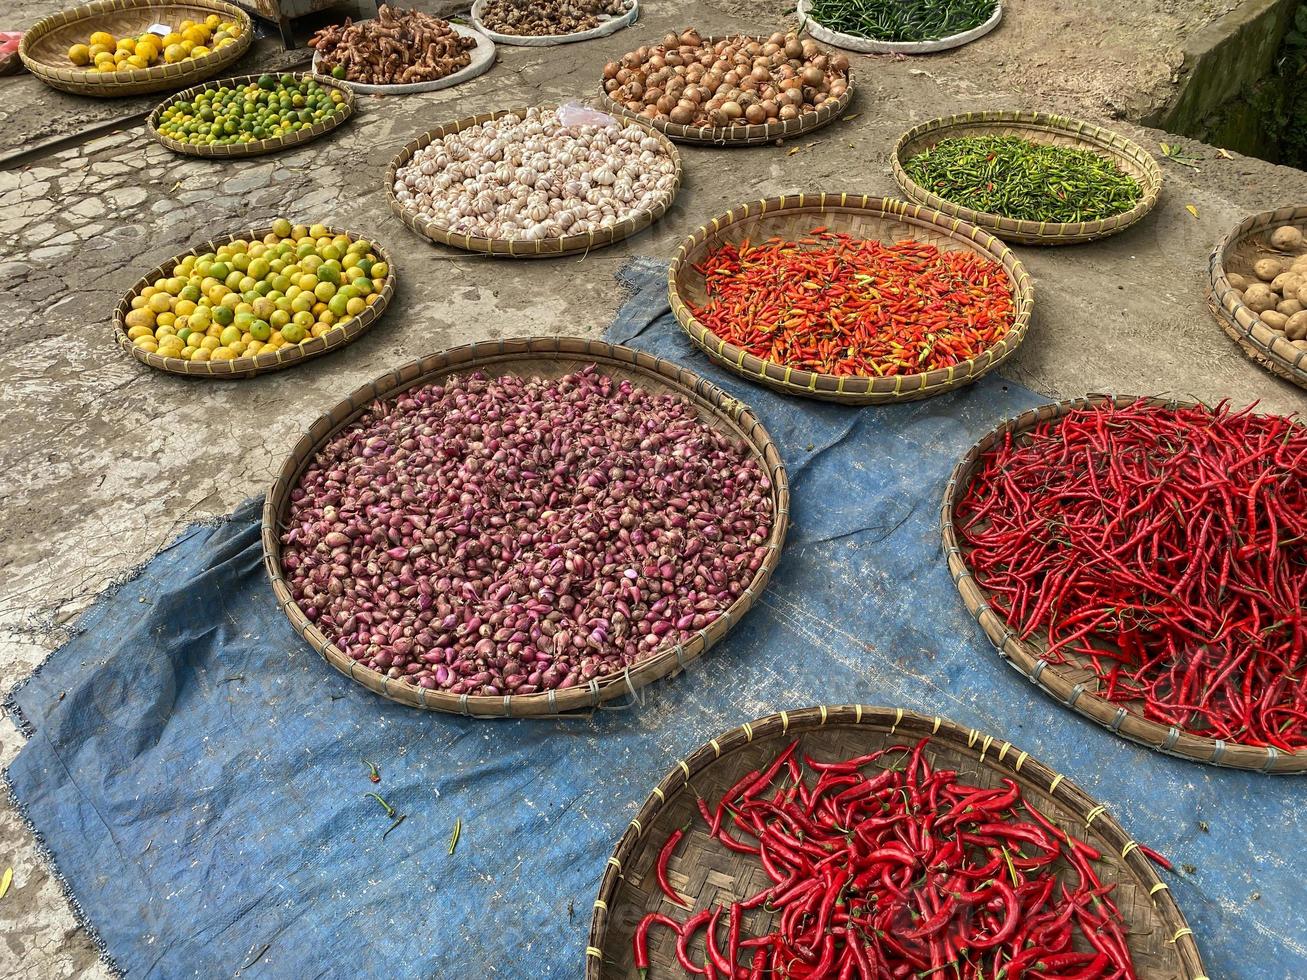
[
  {"left": 688, "top": 231, "right": 1016, "bottom": 378},
  {"left": 635, "top": 737, "right": 1151, "bottom": 979}
]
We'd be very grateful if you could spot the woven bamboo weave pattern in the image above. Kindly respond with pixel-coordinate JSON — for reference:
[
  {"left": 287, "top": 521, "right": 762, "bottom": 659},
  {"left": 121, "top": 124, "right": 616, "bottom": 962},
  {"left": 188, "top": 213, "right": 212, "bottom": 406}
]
[
  {"left": 596, "top": 36, "right": 852, "bottom": 146},
  {"left": 261, "top": 337, "right": 790, "bottom": 716},
  {"left": 669, "top": 193, "right": 1034, "bottom": 404},
  {"left": 21, "top": 0, "right": 252, "bottom": 98},
  {"left": 385, "top": 106, "right": 682, "bottom": 258},
  {"left": 1206, "top": 206, "right": 1307, "bottom": 390},
  {"left": 146, "top": 72, "right": 355, "bottom": 158},
  {"left": 940, "top": 395, "right": 1307, "bottom": 773},
  {"left": 892, "top": 111, "right": 1162, "bottom": 246},
  {"left": 112, "top": 224, "right": 394, "bottom": 379},
  {"left": 588, "top": 706, "right": 1207, "bottom": 978}
]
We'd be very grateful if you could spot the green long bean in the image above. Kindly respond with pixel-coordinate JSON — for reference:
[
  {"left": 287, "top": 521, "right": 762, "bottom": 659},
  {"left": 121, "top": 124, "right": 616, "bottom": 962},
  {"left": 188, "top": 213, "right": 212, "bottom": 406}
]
[
  {"left": 807, "top": 0, "right": 998, "bottom": 43},
  {"left": 903, "top": 135, "right": 1143, "bottom": 223}
]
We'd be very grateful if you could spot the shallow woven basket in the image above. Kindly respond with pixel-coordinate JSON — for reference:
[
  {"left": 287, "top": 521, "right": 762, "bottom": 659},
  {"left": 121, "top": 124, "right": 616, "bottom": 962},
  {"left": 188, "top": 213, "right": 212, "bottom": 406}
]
[
  {"left": 587, "top": 705, "right": 1208, "bottom": 979},
  {"left": 261, "top": 337, "right": 790, "bottom": 716},
  {"left": 893, "top": 111, "right": 1162, "bottom": 246},
  {"left": 670, "top": 193, "right": 1033, "bottom": 404},
  {"left": 20, "top": 0, "right": 252, "bottom": 98},
  {"left": 112, "top": 224, "right": 394, "bottom": 379},
  {"left": 470, "top": 0, "right": 639, "bottom": 46},
  {"left": 596, "top": 36, "right": 852, "bottom": 147},
  {"left": 1206, "top": 206, "right": 1307, "bottom": 390},
  {"left": 941, "top": 394, "right": 1307, "bottom": 774},
  {"left": 385, "top": 106, "right": 683, "bottom": 258},
  {"left": 146, "top": 72, "right": 355, "bottom": 158}
]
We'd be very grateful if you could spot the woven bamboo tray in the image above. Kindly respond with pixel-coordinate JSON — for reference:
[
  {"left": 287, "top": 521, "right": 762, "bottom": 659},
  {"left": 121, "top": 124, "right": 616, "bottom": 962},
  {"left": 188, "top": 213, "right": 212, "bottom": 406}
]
[
  {"left": 670, "top": 193, "right": 1033, "bottom": 404},
  {"left": 261, "top": 337, "right": 790, "bottom": 716},
  {"left": 385, "top": 106, "right": 683, "bottom": 258},
  {"left": 145, "top": 71, "right": 354, "bottom": 157},
  {"left": 112, "top": 224, "right": 394, "bottom": 379},
  {"left": 588, "top": 705, "right": 1207, "bottom": 979},
  {"left": 20, "top": 0, "right": 252, "bottom": 98},
  {"left": 796, "top": 0, "right": 1003, "bottom": 54},
  {"left": 309, "top": 22, "right": 495, "bottom": 96},
  {"left": 1206, "top": 206, "right": 1307, "bottom": 390},
  {"left": 470, "top": 0, "right": 638, "bottom": 46},
  {"left": 942, "top": 394, "right": 1307, "bottom": 774},
  {"left": 597, "top": 36, "right": 852, "bottom": 146},
  {"left": 893, "top": 111, "right": 1162, "bottom": 246}
]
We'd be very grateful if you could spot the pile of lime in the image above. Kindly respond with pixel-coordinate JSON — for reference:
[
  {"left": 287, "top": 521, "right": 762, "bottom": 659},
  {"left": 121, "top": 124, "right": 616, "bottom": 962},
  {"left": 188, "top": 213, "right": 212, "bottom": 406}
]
[
  {"left": 123, "top": 219, "right": 389, "bottom": 364},
  {"left": 156, "top": 74, "right": 347, "bottom": 146}
]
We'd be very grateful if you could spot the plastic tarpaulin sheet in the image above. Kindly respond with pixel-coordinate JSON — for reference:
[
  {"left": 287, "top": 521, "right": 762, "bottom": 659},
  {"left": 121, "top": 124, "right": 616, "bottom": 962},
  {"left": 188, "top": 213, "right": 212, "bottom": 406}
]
[{"left": 5, "top": 258, "right": 1303, "bottom": 979}]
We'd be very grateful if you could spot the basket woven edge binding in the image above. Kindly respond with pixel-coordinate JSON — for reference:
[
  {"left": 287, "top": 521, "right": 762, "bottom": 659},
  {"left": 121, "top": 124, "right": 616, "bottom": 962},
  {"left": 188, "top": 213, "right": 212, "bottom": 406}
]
[
  {"left": 891, "top": 111, "right": 1163, "bottom": 246},
  {"left": 111, "top": 223, "right": 394, "bottom": 379},
  {"left": 595, "top": 35, "right": 852, "bottom": 147},
  {"left": 384, "top": 105, "right": 683, "bottom": 258},
  {"left": 586, "top": 704, "right": 1209, "bottom": 979},
  {"left": 940, "top": 393, "right": 1307, "bottom": 774},
  {"left": 19, "top": 0, "right": 253, "bottom": 98},
  {"left": 1205, "top": 207, "right": 1307, "bottom": 390},
  {"left": 145, "top": 71, "right": 356, "bottom": 158},
  {"left": 667, "top": 192, "right": 1034, "bottom": 404},
  {"left": 795, "top": 0, "right": 1003, "bottom": 55},
  {"left": 260, "top": 337, "right": 791, "bottom": 716}
]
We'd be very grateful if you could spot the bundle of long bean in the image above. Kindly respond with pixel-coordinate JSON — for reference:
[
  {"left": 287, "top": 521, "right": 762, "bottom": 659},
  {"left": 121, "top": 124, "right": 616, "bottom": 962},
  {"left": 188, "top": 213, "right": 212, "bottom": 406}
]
[
  {"left": 688, "top": 231, "right": 1015, "bottom": 378},
  {"left": 635, "top": 737, "right": 1145, "bottom": 978},
  {"left": 904, "top": 135, "right": 1143, "bottom": 223},
  {"left": 956, "top": 399, "right": 1307, "bottom": 750},
  {"left": 806, "top": 0, "right": 997, "bottom": 43}
]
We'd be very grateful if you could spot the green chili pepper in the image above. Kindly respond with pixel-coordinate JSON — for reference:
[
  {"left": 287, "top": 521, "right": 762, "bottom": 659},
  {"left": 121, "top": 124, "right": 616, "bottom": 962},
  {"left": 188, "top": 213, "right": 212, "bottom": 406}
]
[
  {"left": 807, "top": 0, "right": 997, "bottom": 43},
  {"left": 903, "top": 134, "right": 1143, "bottom": 223}
]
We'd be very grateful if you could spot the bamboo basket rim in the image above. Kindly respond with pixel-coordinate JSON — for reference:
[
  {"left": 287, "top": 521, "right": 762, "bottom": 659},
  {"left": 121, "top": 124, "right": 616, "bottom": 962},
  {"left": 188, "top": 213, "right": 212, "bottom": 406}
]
[
  {"left": 941, "top": 393, "right": 1307, "bottom": 773},
  {"left": 384, "top": 105, "right": 683, "bottom": 258},
  {"left": 145, "top": 71, "right": 355, "bottom": 158},
  {"left": 1205, "top": 206, "right": 1307, "bottom": 390},
  {"left": 469, "top": 0, "right": 638, "bottom": 46},
  {"left": 596, "top": 34, "right": 852, "bottom": 146},
  {"left": 892, "top": 111, "right": 1163, "bottom": 246},
  {"left": 796, "top": 0, "right": 1003, "bottom": 54},
  {"left": 260, "top": 337, "right": 791, "bottom": 716},
  {"left": 112, "top": 223, "right": 394, "bottom": 379},
  {"left": 587, "top": 704, "right": 1208, "bottom": 979},
  {"left": 668, "top": 193, "right": 1034, "bottom": 404},
  {"left": 20, "top": 0, "right": 253, "bottom": 98}
]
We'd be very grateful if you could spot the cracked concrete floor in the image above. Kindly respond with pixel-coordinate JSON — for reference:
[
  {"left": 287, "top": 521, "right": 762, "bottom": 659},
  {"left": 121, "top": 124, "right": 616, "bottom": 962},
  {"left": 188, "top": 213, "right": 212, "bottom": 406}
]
[{"left": 1, "top": 0, "right": 1305, "bottom": 977}]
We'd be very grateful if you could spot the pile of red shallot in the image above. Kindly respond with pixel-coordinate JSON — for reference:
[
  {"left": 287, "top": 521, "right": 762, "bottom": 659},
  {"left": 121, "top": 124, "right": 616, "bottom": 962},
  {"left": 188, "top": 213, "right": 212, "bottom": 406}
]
[{"left": 280, "top": 366, "right": 775, "bottom": 697}]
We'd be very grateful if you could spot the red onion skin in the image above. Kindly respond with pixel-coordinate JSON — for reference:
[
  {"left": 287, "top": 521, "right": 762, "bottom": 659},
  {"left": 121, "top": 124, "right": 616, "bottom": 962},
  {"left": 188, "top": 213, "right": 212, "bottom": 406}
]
[{"left": 282, "top": 367, "right": 774, "bottom": 698}]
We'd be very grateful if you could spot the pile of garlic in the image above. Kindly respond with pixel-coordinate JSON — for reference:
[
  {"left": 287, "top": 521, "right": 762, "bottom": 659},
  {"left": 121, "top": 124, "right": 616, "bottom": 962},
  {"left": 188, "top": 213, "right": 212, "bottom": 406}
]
[{"left": 392, "top": 107, "right": 677, "bottom": 242}]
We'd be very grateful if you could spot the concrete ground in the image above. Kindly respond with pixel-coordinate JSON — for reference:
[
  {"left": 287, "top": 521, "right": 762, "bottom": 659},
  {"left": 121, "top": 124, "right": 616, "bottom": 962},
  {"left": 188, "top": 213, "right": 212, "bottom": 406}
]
[{"left": 1, "top": 0, "right": 1304, "bottom": 976}]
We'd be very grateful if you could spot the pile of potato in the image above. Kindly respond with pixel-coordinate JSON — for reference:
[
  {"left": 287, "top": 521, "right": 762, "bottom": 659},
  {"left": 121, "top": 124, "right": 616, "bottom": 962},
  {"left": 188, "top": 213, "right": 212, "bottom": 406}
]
[{"left": 1228, "top": 224, "right": 1307, "bottom": 347}]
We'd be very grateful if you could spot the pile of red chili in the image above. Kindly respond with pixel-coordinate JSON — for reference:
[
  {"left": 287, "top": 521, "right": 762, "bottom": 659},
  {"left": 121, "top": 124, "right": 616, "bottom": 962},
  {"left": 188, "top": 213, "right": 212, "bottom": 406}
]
[
  {"left": 635, "top": 738, "right": 1146, "bottom": 979},
  {"left": 687, "top": 231, "right": 1016, "bottom": 378},
  {"left": 956, "top": 398, "right": 1307, "bottom": 750}
]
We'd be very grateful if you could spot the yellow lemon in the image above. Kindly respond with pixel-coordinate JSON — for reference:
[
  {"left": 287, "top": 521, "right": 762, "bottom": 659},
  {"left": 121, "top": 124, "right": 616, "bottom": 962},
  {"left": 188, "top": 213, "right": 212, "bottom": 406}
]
[
  {"left": 190, "top": 45, "right": 210, "bottom": 58},
  {"left": 116, "top": 37, "right": 135, "bottom": 52},
  {"left": 68, "top": 44, "right": 91, "bottom": 65},
  {"left": 205, "top": 14, "right": 220, "bottom": 29},
  {"left": 162, "top": 32, "right": 182, "bottom": 47},
  {"left": 88, "top": 42, "right": 111, "bottom": 58},
  {"left": 134, "top": 39, "right": 158, "bottom": 59},
  {"left": 89, "top": 31, "right": 114, "bottom": 47},
  {"left": 164, "top": 43, "right": 186, "bottom": 63},
  {"left": 125, "top": 55, "right": 148, "bottom": 69},
  {"left": 182, "top": 25, "right": 207, "bottom": 45}
]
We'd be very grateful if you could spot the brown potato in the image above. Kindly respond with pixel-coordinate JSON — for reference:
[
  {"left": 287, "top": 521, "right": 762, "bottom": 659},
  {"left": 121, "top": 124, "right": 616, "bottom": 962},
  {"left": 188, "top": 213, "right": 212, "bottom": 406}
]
[
  {"left": 1226, "top": 272, "right": 1251, "bottom": 290},
  {"left": 1254, "top": 257, "right": 1285, "bottom": 281},
  {"left": 1270, "top": 225, "right": 1304, "bottom": 251},
  {"left": 1260, "top": 309, "right": 1289, "bottom": 330},
  {"left": 1244, "top": 283, "right": 1279, "bottom": 312},
  {"left": 1277, "top": 299, "right": 1304, "bottom": 317},
  {"left": 1286, "top": 310, "right": 1307, "bottom": 341}
]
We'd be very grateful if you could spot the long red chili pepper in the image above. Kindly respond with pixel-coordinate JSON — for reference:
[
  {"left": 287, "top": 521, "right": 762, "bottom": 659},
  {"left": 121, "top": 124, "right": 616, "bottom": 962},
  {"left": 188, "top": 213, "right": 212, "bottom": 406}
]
[
  {"left": 956, "top": 398, "right": 1307, "bottom": 750},
  {"left": 634, "top": 737, "right": 1145, "bottom": 978},
  {"left": 687, "top": 231, "right": 1016, "bottom": 378},
  {"left": 656, "top": 824, "right": 694, "bottom": 910}
]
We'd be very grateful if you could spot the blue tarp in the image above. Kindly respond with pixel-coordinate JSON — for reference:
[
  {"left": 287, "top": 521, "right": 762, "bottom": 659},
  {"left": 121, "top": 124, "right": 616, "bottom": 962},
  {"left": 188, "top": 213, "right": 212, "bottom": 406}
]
[{"left": 5, "top": 258, "right": 1303, "bottom": 979}]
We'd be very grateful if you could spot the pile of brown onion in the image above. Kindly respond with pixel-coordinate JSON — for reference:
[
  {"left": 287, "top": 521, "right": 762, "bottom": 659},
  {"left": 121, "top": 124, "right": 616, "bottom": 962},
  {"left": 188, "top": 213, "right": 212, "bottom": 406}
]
[
  {"left": 602, "top": 29, "right": 850, "bottom": 129},
  {"left": 280, "top": 366, "right": 776, "bottom": 698}
]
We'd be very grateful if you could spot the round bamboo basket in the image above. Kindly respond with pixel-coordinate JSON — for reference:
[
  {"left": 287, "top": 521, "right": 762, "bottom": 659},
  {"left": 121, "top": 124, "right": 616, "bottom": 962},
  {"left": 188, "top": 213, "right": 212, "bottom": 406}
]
[
  {"left": 1206, "top": 206, "right": 1307, "bottom": 390},
  {"left": 941, "top": 394, "right": 1307, "bottom": 773},
  {"left": 669, "top": 193, "right": 1034, "bottom": 404},
  {"left": 20, "top": 0, "right": 252, "bottom": 98},
  {"left": 146, "top": 71, "right": 355, "bottom": 158},
  {"left": 385, "top": 106, "right": 683, "bottom": 258},
  {"left": 588, "top": 705, "right": 1208, "bottom": 979},
  {"left": 596, "top": 35, "right": 852, "bottom": 146},
  {"left": 261, "top": 337, "right": 790, "bottom": 716},
  {"left": 112, "top": 223, "right": 394, "bottom": 379},
  {"left": 893, "top": 111, "right": 1162, "bottom": 246},
  {"left": 796, "top": 0, "right": 1003, "bottom": 54},
  {"left": 470, "top": 0, "right": 639, "bottom": 46}
]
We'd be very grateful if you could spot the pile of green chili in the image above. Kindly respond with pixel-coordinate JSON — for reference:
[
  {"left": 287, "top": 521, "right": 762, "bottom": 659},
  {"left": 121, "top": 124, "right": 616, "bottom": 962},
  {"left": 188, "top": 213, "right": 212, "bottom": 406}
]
[
  {"left": 806, "top": 0, "right": 998, "bottom": 43},
  {"left": 903, "top": 134, "right": 1144, "bottom": 223}
]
